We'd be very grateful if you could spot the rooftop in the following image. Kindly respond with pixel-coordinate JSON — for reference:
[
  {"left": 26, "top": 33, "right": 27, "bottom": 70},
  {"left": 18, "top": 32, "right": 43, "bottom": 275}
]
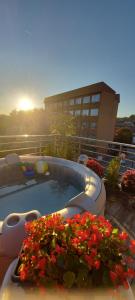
[{"left": 44, "top": 81, "right": 117, "bottom": 103}]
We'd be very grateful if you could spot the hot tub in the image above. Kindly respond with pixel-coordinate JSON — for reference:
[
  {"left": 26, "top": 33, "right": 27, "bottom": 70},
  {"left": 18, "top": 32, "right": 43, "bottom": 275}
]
[{"left": 0, "top": 155, "right": 106, "bottom": 286}]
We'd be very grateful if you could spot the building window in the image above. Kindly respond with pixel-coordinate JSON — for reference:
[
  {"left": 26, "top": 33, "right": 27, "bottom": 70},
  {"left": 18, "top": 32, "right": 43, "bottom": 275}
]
[
  {"left": 91, "top": 94, "right": 100, "bottom": 103},
  {"left": 75, "top": 97, "right": 81, "bottom": 105},
  {"left": 82, "top": 120, "right": 88, "bottom": 128},
  {"left": 63, "top": 100, "right": 67, "bottom": 107},
  {"left": 82, "top": 109, "right": 90, "bottom": 116},
  {"left": 90, "top": 121, "right": 97, "bottom": 128},
  {"left": 53, "top": 103, "right": 57, "bottom": 111},
  {"left": 69, "top": 99, "right": 74, "bottom": 105},
  {"left": 82, "top": 96, "right": 90, "bottom": 104},
  {"left": 57, "top": 102, "right": 63, "bottom": 109},
  {"left": 74, "top": 110, "right": 81, "bottom": 116},
  {"left": 90, "top": 108, "right": 99, "bottom": 116}
]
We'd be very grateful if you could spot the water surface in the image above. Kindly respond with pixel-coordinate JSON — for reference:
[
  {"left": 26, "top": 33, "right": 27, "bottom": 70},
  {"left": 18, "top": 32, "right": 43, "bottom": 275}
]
[{"left": 0, "top": 180, "right": 82, "bottom": 219}]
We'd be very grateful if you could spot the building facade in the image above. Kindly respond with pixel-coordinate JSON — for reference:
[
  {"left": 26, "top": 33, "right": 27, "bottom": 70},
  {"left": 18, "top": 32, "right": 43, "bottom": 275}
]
[{"left": 44, "top": 82, "right": 120, "bottom": 141}]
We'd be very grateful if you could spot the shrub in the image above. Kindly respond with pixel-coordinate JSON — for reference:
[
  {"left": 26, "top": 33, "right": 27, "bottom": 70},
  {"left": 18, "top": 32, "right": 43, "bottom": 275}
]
[
  {"left": 105, "top": 157, "right": 120, "bottom": 191},
  {"left": 43, "top": 136, "right": 79, "bottom": 161},
  {"left": 121, "top": 169, "right": 135, "bottom": 194},
  {"left": 114, "top": 127, "right": 132, "bottom": 144},
  {"left": 87, "top": 159, "right": 104, "bottom": 178},
  {"left": 19, "top": 213, "right": 135, "bottom": 291}
]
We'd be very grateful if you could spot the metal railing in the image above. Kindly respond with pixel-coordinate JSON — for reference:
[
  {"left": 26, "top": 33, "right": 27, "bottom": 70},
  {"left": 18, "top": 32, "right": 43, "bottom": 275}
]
[{"left": 0, "top": 134, "right": 135, "bottom": 173}]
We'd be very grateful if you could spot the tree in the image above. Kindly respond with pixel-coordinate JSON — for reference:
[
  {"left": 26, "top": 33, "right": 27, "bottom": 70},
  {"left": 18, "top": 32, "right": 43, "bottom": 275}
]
[
  {"left": 43, "top": 113, "right": 78, "bottom": 160},
  {"left": 115, "top": 127, "right": 132, "bottom": 144},
  {"left": 129, "top": 115, "right": 135, "bottom": 122},
  {"left": 49, "top": 113, "right": 76, "bottom": 136},
  {"left": 0, "top": 115, "right": 10, "bottom": 134}
]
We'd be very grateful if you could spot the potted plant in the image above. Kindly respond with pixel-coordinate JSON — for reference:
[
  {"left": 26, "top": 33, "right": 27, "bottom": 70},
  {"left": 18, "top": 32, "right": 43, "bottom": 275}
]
[
  {"left": 104, "top": 158, "right": 121, "bottom": 200},
  {"left": 12, "top": 212, "right": 135, "bottom": 296},
  {"left": 120, "top": 169, "right": 135, "bottom": 209},
  {"left": 86, "top": 159, "right": 104, "bottom": 178}
]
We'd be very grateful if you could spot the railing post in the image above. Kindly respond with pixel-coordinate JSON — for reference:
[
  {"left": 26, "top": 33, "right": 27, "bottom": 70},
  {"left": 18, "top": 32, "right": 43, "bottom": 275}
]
[
  {"left": 39, "top": 141, "right": 42, "bottom": 156},
  {"left": 119, "top": 143, "right": 122, "bottom": 155},
  {"left": 54, "top": 135, "right": 57, "bottom": 155},
  {"left": 78, "top": 139, "right": 81, "bottom": 156}
]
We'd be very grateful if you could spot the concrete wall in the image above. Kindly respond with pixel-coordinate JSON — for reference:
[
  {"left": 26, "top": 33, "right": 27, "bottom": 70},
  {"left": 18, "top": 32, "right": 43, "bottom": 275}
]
[{"left": 97, "top": 92, "right": 119, "bottom": 141}]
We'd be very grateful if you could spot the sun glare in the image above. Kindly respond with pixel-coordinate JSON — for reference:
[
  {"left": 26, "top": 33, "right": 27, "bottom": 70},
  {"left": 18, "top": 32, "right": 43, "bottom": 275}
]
[{"left": 17, "top": 98, "right": 34, "bottom": 111}]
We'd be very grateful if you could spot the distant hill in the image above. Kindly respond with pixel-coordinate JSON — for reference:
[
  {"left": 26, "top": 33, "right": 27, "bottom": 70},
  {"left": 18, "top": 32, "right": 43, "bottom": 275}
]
[{"left": 117, "top": 115, "right": 135, "bottom": 122}]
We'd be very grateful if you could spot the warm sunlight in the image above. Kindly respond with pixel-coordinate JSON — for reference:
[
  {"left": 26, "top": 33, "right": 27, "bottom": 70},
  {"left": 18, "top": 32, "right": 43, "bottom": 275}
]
[{"left": 17, "top": 98, "right": 34, "bottom": 111}]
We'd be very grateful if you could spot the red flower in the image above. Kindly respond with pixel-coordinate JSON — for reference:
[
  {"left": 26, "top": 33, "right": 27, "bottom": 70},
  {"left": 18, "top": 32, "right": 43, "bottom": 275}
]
[
  {"left": 125, "top": 256, "right": 134, "bottom": 264},
  {"left": 74, "top": 214, "right": 81, "bottom": 220},
  {"left": 84, "top": 254, "right": 94, "bottom": 268},
  {"left": 115, "top": 264, "right": 123, "bottom": 274},
  {"left": 129, "top": 240, "right": 135, "bottom": 254},
  {"left": 110, "top": 271, "right": 118, "bottom": 283},
  {"left": 50, "top": 253, "right": 56, "bottom": 264},
  {"left": 19, "top": 212, "right": 135, "bottom": 291},
  {"left": 20, "top": 266, "right": 29, "bottom": 281},
  {"left": 71, "top": 237, "right": 80, "bottom": 247},
  {"left": 87, "top": 159, "right": 104, "bottom": 178},
  {"left": 94, "top": 260, "right": 100, "bottom": 270},
  {"left": 55, "top": 244, "right": 65, "bottom": 254},
  {"left": 39, "top": 270, "right": 45, "bottom": 278},
  {"left": 126, "top": 268, "right": 135, "bottom": 278},
  {"left": 77, "top": 229, "right": 89, "bottom": 242},
  {"left": 91, "top": 233, "right": 98, "bottom": 245},
  {"left": 130, "top": 240, "right": 135, "bottom": 246},
  {"left": 20, "top": 270, "right": 27, "bottom": 281},
  {"left": 31, "top": 255, "right": 36, "bottom": 262},
  {"left": 37, "top": 258, "right": 46, "bottom": 270},
  {"left": 90, "top": 248, "right": 97, "bottom": 257},
  {"left": 119, "top": 232, "right": 128, "bottom": 240},
  {"left": 123, "top": 280, "right": 129, "bottom": 289},
  {"left": 104, "top": 228, "right": 111, "bottom": 237},
  {"left": 56, "top": 224, "right": 65, "bottom": 231}
]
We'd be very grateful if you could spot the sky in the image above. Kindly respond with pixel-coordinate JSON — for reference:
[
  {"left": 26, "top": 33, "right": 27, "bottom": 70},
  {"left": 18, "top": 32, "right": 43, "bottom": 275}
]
[{"left": 0, "top": 0, "right": 135, "bottom": 117}]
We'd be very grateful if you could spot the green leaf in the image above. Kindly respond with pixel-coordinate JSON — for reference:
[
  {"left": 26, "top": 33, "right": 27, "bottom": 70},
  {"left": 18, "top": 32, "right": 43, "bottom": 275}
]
[
  {"left": 51, "top": 238, "right": 56, "bottom": 248},
  {"left": 112, "top": 228, "right": 118, "bottom": 235},
  {"left": 63, "top": 271, "right": 75, "bottom": 288}
]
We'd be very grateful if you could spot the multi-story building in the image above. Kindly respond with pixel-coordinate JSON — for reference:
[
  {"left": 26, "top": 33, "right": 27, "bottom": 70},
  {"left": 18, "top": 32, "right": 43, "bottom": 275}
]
[{"left": 44, "top": 82, "right": 120, "bottom": 141}]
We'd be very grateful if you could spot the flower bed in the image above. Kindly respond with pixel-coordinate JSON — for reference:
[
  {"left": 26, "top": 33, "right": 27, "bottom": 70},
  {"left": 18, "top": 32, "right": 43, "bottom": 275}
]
[{"left": 17, "top": 212, "right": 135, "bottom": 292}]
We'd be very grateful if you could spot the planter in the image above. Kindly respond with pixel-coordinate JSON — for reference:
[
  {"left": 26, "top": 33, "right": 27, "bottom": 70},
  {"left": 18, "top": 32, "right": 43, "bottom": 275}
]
[
  {"left": 2, "top": 258, "right": 135, "bottom": 300},
  {"left": 120, "top": 190, "right": 135, "bottom": 210},
  {"left": 8, "top": 213, "right": 135, "bottom": 295},
  {"left": 8, "top": 258, "right": 135, "bottom": 300},
  {"left": 104, "top": 179, "right": 121, "bottom": 200},
  {"left": 106, "top": 185, "right": 135, "bottom": 210}
]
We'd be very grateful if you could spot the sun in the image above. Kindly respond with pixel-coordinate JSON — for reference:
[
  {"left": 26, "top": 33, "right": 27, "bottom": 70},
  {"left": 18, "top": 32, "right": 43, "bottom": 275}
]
[{"left": 17, "top": 98, "right": 34, "bottom": 111}]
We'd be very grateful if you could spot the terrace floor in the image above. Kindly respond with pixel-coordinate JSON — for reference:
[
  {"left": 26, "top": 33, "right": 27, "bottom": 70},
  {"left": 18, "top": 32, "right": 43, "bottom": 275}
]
[{"left": 105, "top": 192, "right": 135, "bottom": 239}]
